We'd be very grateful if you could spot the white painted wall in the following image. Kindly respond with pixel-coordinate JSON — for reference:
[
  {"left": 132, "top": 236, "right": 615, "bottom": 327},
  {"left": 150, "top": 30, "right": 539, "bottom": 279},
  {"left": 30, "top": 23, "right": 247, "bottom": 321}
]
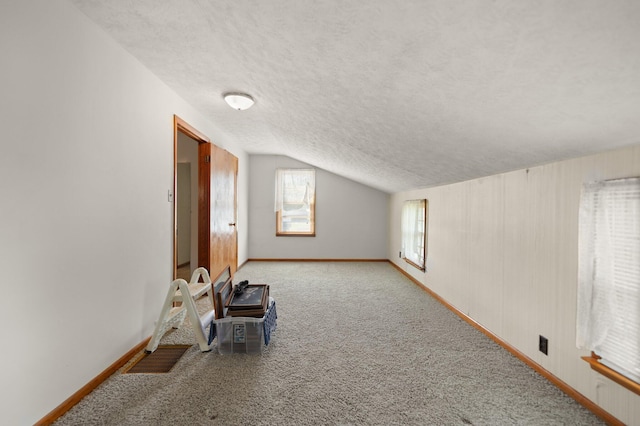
[
  {"left": 0, "top": 1, "right": 248, "bottom": 424},
  {"left": 248, "top": 155, "right": 389, "bottom": 259},
  {"left": 389, "top": 144, "right": 640, "bottom": 425}
]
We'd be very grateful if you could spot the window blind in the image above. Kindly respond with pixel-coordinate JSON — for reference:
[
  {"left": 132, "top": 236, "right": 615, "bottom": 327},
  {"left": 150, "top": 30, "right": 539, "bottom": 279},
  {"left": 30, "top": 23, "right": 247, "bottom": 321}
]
[
  {"left": 274, "top": 168, "right": 315, "bottom": 235},
  {"left": 577, "top": 178, "right": 640, "bottom": 383},
  {"left": 274, "top": 169, "right": 315, "bottom": 213},
  {"left": 401, "top": 199, "right": 427, "bottom": 270}
]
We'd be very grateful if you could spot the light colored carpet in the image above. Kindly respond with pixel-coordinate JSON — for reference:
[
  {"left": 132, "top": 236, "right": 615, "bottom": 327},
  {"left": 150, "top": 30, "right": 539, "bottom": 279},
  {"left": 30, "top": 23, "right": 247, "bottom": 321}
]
[{"left": 54, "top": 262, "right": 603, "bottom": 425}]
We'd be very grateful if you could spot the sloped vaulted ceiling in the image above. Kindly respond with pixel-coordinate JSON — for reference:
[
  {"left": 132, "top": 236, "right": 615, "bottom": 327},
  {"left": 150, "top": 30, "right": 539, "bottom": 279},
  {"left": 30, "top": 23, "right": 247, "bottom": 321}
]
[{"left": 70, "top": 0, "right": 640, "bottom": 193}]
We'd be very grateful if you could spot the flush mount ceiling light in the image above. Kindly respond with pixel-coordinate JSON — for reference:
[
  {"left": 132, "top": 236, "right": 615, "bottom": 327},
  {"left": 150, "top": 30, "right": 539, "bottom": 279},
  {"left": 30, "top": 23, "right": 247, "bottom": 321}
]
[{"left": 223, "top": 92, "right": 255, "bottom": 110}]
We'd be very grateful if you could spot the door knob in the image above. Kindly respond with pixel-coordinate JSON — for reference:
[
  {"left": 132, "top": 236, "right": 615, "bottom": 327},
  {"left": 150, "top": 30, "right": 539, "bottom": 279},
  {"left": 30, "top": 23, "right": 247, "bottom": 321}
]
[{"left": 229, "top": 223, "right": 236, "bottom": 226}]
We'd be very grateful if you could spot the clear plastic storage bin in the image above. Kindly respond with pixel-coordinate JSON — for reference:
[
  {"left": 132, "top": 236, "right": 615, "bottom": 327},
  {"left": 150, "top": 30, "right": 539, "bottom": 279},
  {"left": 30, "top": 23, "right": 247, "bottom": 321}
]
[{"left": 214, "top": 300, "right": 277, "bottom": 354}]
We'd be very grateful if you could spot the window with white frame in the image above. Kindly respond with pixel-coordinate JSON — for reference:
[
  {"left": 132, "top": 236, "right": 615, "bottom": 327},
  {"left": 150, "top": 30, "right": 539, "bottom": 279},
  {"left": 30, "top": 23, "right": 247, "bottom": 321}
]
[
  {"left": 401, "top": 199, "right": 427, "bottom": 271},
  {"left": 577, "top": 177, "right": 640, "bottom": 391},
  {"left": 275, "top": 168, "right": 315, "bottom": 236}
]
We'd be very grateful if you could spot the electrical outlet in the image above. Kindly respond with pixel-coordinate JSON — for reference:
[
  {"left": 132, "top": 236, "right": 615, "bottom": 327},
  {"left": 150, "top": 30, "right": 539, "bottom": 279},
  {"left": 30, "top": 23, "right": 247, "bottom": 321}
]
[{"left": 539, "top": 335, "right": 548, "bottom": 355}]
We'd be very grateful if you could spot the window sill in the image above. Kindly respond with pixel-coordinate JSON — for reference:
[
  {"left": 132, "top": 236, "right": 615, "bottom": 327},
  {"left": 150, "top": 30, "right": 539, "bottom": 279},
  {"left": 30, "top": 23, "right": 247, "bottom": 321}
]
[
  {"left": 582, "top": 353, "right": 640, "bottom": 396},
  {"left": 403, "top": 257, "right": 425, "bottom": 272},
  {"left": 276, "top": 232, "right": 316, "bottom": 237}
]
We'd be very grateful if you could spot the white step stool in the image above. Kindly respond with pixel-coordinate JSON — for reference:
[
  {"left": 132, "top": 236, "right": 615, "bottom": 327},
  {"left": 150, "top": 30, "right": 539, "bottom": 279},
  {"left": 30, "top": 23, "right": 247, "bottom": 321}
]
[{"left": 146, "top": 267, "right": 216, "bottom": 353}]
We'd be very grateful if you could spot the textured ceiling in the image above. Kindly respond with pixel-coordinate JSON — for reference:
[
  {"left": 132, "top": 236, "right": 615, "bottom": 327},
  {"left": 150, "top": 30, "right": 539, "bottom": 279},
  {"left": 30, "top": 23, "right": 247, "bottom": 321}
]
[{"left": 70, "top": 0, "right": 640, "bottom": 193}]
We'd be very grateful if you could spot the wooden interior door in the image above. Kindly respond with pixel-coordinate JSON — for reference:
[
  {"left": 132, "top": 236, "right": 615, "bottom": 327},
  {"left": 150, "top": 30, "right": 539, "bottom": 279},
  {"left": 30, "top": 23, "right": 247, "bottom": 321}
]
[
  {"left": 174, "top": 115, "right": 237, "bottom": 281},
  {"left": 198, "top": 142, "right": 238, "bottom": 278}
]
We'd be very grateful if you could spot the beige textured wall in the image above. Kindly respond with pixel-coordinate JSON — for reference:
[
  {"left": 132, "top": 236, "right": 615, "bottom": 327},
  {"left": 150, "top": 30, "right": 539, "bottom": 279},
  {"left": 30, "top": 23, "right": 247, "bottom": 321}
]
[{"left": 389, "top": 144, "right": 640, "bottom": 425}]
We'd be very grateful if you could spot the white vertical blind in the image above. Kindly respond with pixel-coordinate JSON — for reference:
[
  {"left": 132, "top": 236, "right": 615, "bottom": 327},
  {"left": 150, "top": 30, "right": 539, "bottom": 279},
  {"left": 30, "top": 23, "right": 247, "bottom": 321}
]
[
  {"left": 402, "top": 199, "right": 427, "bottom": 270},
  {"left": 577, "top": 178, "right": 640, "bottom": 383}
]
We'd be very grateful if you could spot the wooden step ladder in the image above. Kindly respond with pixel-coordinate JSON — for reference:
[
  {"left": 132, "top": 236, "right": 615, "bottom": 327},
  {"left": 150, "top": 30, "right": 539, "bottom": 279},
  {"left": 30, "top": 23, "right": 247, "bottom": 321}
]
[{"left": 146, "top": 267, "right": 216, "bottom": 353}]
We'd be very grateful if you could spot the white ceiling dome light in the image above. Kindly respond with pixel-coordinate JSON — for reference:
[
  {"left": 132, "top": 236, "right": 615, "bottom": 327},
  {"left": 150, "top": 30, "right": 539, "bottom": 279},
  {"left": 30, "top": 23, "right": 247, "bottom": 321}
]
[{"left": 223, "top": 92, "right": 255, "bottom": 110}]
